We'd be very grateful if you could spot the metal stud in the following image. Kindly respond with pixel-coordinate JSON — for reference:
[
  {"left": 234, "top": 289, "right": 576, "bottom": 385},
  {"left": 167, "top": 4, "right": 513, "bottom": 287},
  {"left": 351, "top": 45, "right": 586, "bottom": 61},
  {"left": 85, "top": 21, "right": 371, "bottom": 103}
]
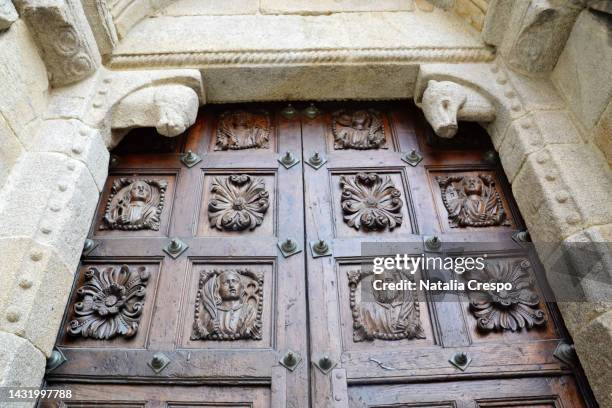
[
  {"left": 303, "top": 103, "right": 320, "bottom": 119},
  {"left": 306, "top": 152, "right": 327, "bottom": 170},
  {"left": 46, "top": 348, "right": 67, "bottom": 372},
  {"left": 449, "top": 351, "right": 471, "bottom": 371},
  {"left": 482, "top": 150, "right": 498, "bottom": 164},
  {"left": 180, "top": 150, "right": 202, "bottom": 168},
  {"left": 310, "top": 239, "right": 332, "bottom": 258},
  {"left": 148, "top": 352, "right": 171, "bottom": 374},
  {"left": 278, "top": 238, "right": 301, "bottom": 258},
  {"left": 281, "top": 104, "right": 298, "bottom": 120},
  {"left": 109, "top": 154, "right": 120, "bottom": 168},
  {"left": 163, "top": 238, "right": 188, "bottom": 258},
  {"left": 553, "top": 342, "right": 577, "bottom": 368},
  {"left": 401, "top": 149, "right": 423, "bottom": 167},
  {"left": 278, "top": 151, "right": 299, "bottom": 169},
  {"left": 512, "top": 230, "right": 531, "bottom": 244},
  {"left": 313, "top": 353, "right": 337, "bottom": 374},
  {"left": 424, "top": 235, "right": 442, "bottom": 251},
  {"left": 279, "top": 350, "right": 302, "bottom": 371},
  {"left": 82, "top": 238, "right": 97, "bottom": 256}
]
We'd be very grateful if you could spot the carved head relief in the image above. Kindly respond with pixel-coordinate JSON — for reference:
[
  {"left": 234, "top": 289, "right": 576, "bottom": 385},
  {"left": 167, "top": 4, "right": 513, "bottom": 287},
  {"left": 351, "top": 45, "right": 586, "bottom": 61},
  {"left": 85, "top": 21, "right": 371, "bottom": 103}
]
[
  {"left": 332, "top": 109, "right": 386, "bottom": 150},
  {"left": 215, "top": 110, "right": 271, "bottom": 150},
  {"left": 340, "top": 172, "right": 403, "bottom": 231},
  {"left": 421, "top": 80, "right": 467, "bottom": 139},
  {"left": 467, "top": 259, "right": 546, "bottom": 332},
  {"left": 348, "top": 269, "right": 425, "bottom": 341},
  {"left": 153, "top": 85, "right": 199, "bottom": 137},
  {"left": 191, "top": 269, "right": 264, "bottom": 341},
  {"left": 436, "top": 173, "right": 510, "bottom": 228},
  {"left": 208, "top": 174, "right": 270, "bottom": 231},
  {"left": 101, "top": 178, "right": 168, "bottom": 231},
  {"left": 67, "top": 265, "right": 150, "bottom": 340}
]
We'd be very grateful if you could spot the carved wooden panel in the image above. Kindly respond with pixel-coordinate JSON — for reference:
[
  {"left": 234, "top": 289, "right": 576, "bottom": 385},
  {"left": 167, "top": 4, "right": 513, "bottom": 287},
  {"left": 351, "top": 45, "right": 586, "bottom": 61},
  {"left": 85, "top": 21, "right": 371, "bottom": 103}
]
[
  {"left": 59, "top": 262, "right": 159, "bottom": 348},
  {"left": 429, "top": 170, "right": 515, "bottom": 231},
  {"left": 214, "top": 109, "right": 271, "bottom": 151},
  {"left": 94, "top": 173, "right": 176, "bottom": 237},
  {"left": 180, "top": 262, "right": 274, "bottom": 349},
  {"left": 331, "top": 108, "right": 387, "bottom": 150},
  {"left": 330, "top": 170, "right": 414, "bottom": 237},
  {"left": 198, "top": 172, "right": 276, "bottom": 237}
]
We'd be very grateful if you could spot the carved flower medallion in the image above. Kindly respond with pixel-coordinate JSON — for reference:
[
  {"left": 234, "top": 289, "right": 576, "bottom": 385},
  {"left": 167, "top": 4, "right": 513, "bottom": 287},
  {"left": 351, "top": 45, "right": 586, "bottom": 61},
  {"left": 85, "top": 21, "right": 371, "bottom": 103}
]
[
  {"left": 332, "top": 109, "right": 386, "bottom": 150},
  {"left": 340, "top": 172, "right": 403, "bottom": 231},
  {"left": 468, "top": 259, "right": 546, "bottom": 332},
  {"left": 67, "top": 265, "right": 150, "bottom": 340},
  {"left": 208, "top": 174, "right": 270, "bottom": 231}
]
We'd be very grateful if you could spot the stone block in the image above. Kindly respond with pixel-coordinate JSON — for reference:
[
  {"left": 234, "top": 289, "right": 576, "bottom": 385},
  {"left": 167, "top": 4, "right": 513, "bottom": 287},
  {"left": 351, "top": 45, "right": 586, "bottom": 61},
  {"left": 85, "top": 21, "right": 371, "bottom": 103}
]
[
  {"left": 157, "top": 0, "right": 259, "bottom": 16},
  {"left": 0, "top": 331, "right": 46, "bottom": 391},
  {"left": 0, "top": 114, "right": 23, "bottom": 190},
  {"left": 0, "top": 152, "right": 99, "bottom": 270},
  {"left": 454, "top": 0, "right": 486, "bottom": 31},
  {"left": 260, "top": 0, "right": 414, "bottom": 14},
  {"left": 552, "top": 10, "right": 612, "bottom": 130},
  {"left": 593, "top": 97, "right": 612, "bottom": 164},
  {"left": 0, "top": 0, "right": 18, "bottom": 31},
  {"left": 482, "top": 0, "right": 512, "bottom": 46},
  {"left": 81, "top": 0, "right": 118, "bottom": 55},
  {"left": 0, "top": 238, "right": 74, "bottom": 356}
]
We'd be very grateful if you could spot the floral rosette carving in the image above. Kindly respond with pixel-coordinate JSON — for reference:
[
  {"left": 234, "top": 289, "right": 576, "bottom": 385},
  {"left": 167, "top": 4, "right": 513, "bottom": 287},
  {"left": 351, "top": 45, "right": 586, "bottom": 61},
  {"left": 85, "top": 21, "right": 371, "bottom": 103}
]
[
  {"left": 67, "top": 265, "right": 150, "bottom": 340},
  {"left": 208, "top": 174, "right": 270, "bottom": 231},
  {"left": 340, "top": 172, "right": 403, "bottom": 231},
  {"left": 467, "top": 259, "right": 546, "bottom": 332}
]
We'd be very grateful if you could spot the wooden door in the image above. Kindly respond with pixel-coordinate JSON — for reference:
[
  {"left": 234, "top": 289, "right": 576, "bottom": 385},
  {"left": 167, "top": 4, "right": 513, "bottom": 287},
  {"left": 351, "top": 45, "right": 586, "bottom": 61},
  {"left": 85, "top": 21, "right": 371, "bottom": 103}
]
[{"left": 42, "top": 102, "right": 593, "bottom": 408}]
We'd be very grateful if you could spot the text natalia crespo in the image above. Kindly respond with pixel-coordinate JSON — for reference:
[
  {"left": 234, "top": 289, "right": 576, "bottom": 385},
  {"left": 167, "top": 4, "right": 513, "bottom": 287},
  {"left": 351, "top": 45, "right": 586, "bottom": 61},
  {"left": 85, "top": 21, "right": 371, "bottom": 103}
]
[{"left": 371, "top": 278, "right": 513, "bottom": 292}]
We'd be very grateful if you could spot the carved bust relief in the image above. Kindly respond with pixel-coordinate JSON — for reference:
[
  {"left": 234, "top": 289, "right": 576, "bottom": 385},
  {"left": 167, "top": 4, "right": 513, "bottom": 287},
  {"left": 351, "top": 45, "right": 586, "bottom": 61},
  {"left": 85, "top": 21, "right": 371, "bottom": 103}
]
[
  {"left": 208, "top": 174, "right": 270, "bottom": 231},
  {"left": 215, "top": 110, "right": 271, "bottom": 150},
  {"left": 436, "top": 174, "right": 510, "bottom": 228},
  {"left": 67, "top": 265, "right": 150, "bottom": 340},
  {"left": 340, "top": 172, "right": 403, "bottom": 231},
  {"left": 191, "top": 269, "right": 264, "bottom": 340},
  {"left": 331, "top": 109, "right": 386, "bottom": 150},
  {"left": 348, "top": 269, "right": 425, "bottom": 341},
  {"left": 101, "top": 178, "right": 168, "bottom": 231},
  {"left": 467, "top": 259, "right": 546, "bottom": 332}
]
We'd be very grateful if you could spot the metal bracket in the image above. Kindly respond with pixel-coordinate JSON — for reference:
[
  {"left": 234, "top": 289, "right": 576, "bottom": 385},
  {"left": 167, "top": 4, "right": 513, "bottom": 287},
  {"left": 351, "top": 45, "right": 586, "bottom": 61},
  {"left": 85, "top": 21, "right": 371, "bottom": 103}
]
[
  {"left": 281, "top": 104, "right": 298, "bottom": 120},
  {"left": 449, "top": 351, "right": 471, "bottom": 371},
  {"left": 423, "top": 235, "right": 442, "bottom": 252},
  {"left": 553, "top": 342, "right": 577, "bottom": 368},
  {"left": 306, "top": 152, "right": 327, "bottom": 170},
  {"left": 512, "top": 230, "right": 532, "bottom": 246},
  {"left": 180, "top": 150, "right": 202, "bottom": 168},
  {"left": 310, "top": 239, "right": 332, "bottom": 258},
  {"left": 109, "top": 154, "right": 120, "bottom": 168},
  {"left": 278, "top": 238, "right": 301, "bottom": 258},
  {"left": 148, "top": 352, "right": 171, "bottom": 374},
  {"left": 46, "top": 348, "right": 67, "bottom": 372},
  {"left": 278, "top": 151, "right": 300, "bottom": 169},
  {"left": 163, "top": 238, "right": 188, "bottom": 259},
  {"left": 303, "top": 103, "right": 320, "bottom": 119},
  {"left": 279, "top": 350, "right": 302, "bottom": 371},
  {"left": 401, "top": 149, "right": 423, "bottom": 167},
  {"left": 82, "top": 238, "right": 98, "bottom": 256},
  {"left": 313, "top": 353, "right": 337, "bottom": 374},
  {"left": 482, "top": 150, "right": 498, "bottom": 164}
]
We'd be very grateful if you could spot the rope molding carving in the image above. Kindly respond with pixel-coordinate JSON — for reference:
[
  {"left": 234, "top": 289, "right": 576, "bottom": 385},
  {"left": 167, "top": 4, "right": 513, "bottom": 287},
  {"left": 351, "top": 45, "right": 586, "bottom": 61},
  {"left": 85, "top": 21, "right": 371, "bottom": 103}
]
[{"left": 108, "top": 47, "right": 495, "bottom": 68}]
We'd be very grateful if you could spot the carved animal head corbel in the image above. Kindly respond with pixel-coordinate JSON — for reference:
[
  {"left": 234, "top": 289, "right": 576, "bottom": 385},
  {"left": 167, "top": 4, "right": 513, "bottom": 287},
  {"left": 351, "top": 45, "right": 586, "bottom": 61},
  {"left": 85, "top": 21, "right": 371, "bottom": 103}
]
[{"left": 417, "top": 80, "right": 495, "bottom": 139}]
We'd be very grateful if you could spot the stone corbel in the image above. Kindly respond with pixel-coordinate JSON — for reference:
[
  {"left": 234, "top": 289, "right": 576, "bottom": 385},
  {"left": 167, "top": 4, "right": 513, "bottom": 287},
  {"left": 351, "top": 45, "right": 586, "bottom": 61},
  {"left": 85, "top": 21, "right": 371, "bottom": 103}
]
[{"left": 415, "top": 79, "right": 496, "bottom": 139}]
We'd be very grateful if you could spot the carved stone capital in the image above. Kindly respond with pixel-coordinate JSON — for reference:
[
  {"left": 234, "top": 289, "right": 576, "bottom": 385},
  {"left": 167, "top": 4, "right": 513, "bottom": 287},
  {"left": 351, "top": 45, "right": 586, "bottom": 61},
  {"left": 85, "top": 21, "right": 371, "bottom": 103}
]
[
  {"left": 18, "top": 0, "right": 101, "bottom": 87},
  {"left": 111, "top": 84, "right": 200, "bottom": 141},
  {"left": 417, "top": 80, "right": 495, "bottom": 139}
]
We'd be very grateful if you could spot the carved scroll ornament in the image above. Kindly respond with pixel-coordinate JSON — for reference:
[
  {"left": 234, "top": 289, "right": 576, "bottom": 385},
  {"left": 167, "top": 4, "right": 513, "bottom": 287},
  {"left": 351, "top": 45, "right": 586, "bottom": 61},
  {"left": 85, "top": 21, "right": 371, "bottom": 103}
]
[
  {"left": 332, "top": 109, "right": 386, "bottom": 150},
  {"left": 348, "top": 269, "right": 425, "bottom": 341},
  {"left": 215, "top": 110, "right": 271, "bottom": 150},
  {"left": 101, "top": 178, "right": 167, "bottom": 231},
  {"left": 67, "top": 265, "right": 150, "bottom": 340},
  {"left": 468, "top": 259, "right": 546, "bottom": 332},
  {"left": 436, "top": 174, "right": 510, "bottom": 228},
  {"left": 340, "top": 172, "right": 403, "bottom": 231},
  {"left": 191, "top": 269, "right": 264, "bottom": 340},
  {"left": 208, "top": 174, "right": 270, "bottom": 231}
]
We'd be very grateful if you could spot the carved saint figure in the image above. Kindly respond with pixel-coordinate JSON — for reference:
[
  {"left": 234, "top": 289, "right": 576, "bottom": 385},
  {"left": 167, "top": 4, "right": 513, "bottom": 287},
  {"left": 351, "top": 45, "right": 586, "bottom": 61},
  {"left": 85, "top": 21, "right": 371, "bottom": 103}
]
[
  {"left": 436, "top": 174, "right": 510, "bottom": 228},
  {"left": 332, "top": 109, "right": 386, "bottom": 150},
  {"left": 348, "top": 269, "right": 425, "bottom": 341},
  {"left": 102, "top": 178, "right": 168, "bottom": 231},
  {"left": 192, "top": 269, "right": 263, "bottom": 340},
  {"left": 215, "top": 110, "right": 271, "bottom": 150}
]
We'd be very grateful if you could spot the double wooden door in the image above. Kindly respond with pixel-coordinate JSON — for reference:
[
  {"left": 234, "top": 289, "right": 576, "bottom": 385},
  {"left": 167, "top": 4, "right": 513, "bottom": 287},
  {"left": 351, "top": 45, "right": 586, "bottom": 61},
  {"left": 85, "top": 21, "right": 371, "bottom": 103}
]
[{"left": 42, "top": 103, "right": 592, "bottom": 407}]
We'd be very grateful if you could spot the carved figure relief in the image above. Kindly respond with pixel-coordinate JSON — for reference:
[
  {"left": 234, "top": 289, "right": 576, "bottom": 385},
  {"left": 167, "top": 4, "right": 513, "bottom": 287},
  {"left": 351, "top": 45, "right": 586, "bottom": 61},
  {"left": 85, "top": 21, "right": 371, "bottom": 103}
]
[
  {"left": 101, "top": 178, "right": 168, "bottom": 231},
  {"left": 191, "top": 269, "right": 264, "bottom": 340},
  {"left": 215, "top": 110, "right": 271, "bottom": 150},
  {"left": 331, "top": 109, "right": 386, "bottom": 150},
  {"left": 67, "top": 265, "right": 150, "bottom": 340},
  {"left": 468, "top": 259, "right": 546, "bottom": 332},
  {"left": 340, "top": 172, "right": 403, "bottom": 231},
  {"left": 436, "top": 174, "right": 510, "bottom": 228},
  {"left": 348, "top": 269, "right": 425, "bottom": 341},
  {"left": 208, "top": 174, "right": 270, "bottom": 231}
]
